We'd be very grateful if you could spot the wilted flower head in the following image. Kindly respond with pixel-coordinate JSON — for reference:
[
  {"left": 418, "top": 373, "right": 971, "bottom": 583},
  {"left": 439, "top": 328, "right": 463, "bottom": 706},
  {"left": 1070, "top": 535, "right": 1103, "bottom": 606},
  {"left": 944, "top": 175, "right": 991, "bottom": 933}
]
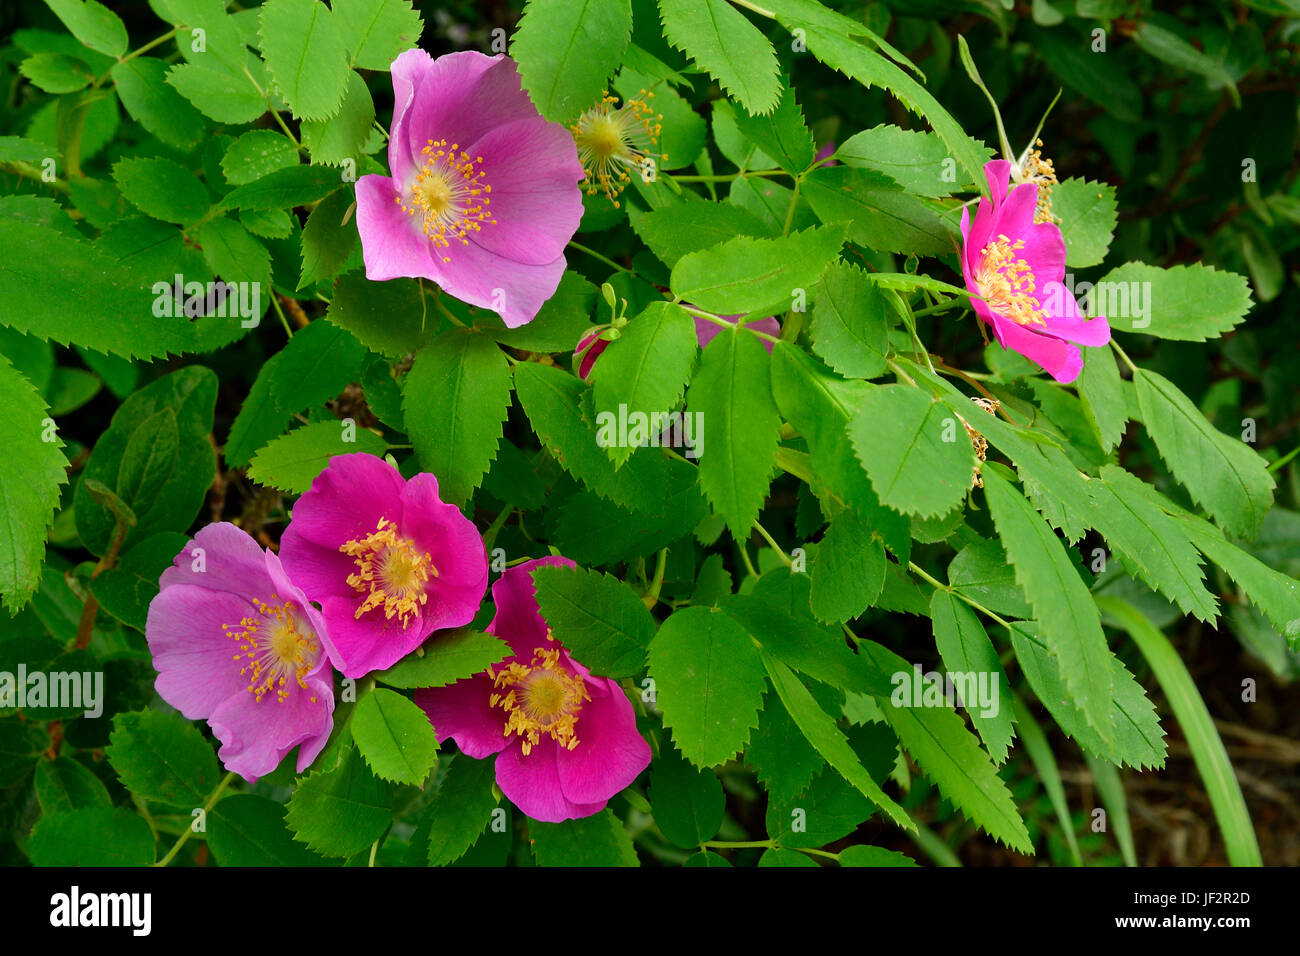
[
  {"left": 960, "top": 160, "right": 1110, "bottom": 384},
  {"left": 146, "top": 523, "right": 334, "bottom": 782},
  {"left": 416, "top": 557, "right": 651, "bottom": 823},
  {"left": 354, "top": 49, "right": 585, "bottom": 327},
  {"left": 278, "top": 453, "right": 488, "bottom": 679},
  {"left": 571, "top": 89, "right": 663, "bottom": 207}
]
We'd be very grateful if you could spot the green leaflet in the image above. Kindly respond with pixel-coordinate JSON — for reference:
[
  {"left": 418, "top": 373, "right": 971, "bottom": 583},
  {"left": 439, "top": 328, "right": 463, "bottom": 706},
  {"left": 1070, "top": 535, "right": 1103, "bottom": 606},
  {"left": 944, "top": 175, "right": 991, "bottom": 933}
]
[
  {"left": 375, "top": 629, "right": 509, "bottom": 690},
  {"left": 590, "top": 301, "right": 698, "bottom": 468},
  {"left": 686, "top": 325, "right": 781, "bottom": 538},
  {"left": 512, "top": 0, "right": 633, "bottom": 124},
  {"left": 724, "top": 81, "right": 816, "bottom": 171},
  {"left": 929, "top": 590, "right": 1016, "bottom": 764},
  {"left": 1075, "top": 344, "right": 1126, "bottom": 453},
  {"left": 803, "top": 166, "right": 952, "bottom": 256},
  {"left": 423, "top": 754, "right": 500, "bottom": 866},
  {"left": 658, "top": 0, "right": 781, "bottom": 116},
  {"left": 855, "top": 639, "right": 1032, "bottom": 852},
  {"left": 1134, "top": 368, "right": 1274, "bottom": 539},
  {"left": 982, "top": 470, "right": 1115, "bottom": 741},
  {"left": 670, "top": 223, "right": 848, "bottom": 314},
  {"left": 848, "top": 383, "right": 977, "bottom": 519},
  {"left": 351, "top": 687, "right": 440, "bottom": 786},
  {"left": 808, "top": 510, "right": 887, "bottom": 623},
  {"left": 649, "top": 743, "right": 726, "bottom": 848},
  {"left": 809, "top": 259, "right": 892, "bottom": 380},
  {"left": 248, "top": 420, "right": 388, "bottom": 494},
  {"left": 648, "top": 606, "right": 767, "bottom": 768},
  {"left": 27, "top": 808, "right": 154, "bottom": 866},
  {"left": 1102, "top": 262, "right": 1253, "bottom": 340},
  {"left": 106, "top": 710, "right": 220, "bottom": 808},
  {"left": 257, "top": 0, "right": 351, "bottom": 121},
  {"left": 530, "top": 809, "right": 639, "bottom": 866},
  {"left": 207, "top": 794, "right": 327, "bottom": 866},
  {"left": 531, "top": 564, "right": 655, "bottom": 678},
  {"left": 285, "top": 742, "right": 394, "bottom": 858},
  {"left": 0, "top": 354, "right": 67, "bottom": 612},
  {"left": 1052, "top": 178, "right": 1117, "bottom": 268},
  {"left": 403, "top": 329, "right": 513, "bottom": 506},
  {"left": 332, "top": 0, "right": 424, "bottom": 71}
]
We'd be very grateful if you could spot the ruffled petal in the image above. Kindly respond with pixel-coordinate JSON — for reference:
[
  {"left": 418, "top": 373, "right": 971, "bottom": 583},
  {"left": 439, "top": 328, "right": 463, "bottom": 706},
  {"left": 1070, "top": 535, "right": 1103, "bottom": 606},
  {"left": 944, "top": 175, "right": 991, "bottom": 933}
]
[
  {"left": 415, "top": 675, "right": 508, "bottom": 759},
  {"left": 554, "top": 677, "right": 650, "bottom": 805},
  {"left": 208, "top": 676, "right": 334, "bottom": 783},
  {"left": 432, "top": 240, "right": 568, "bottom": 328},
  {"left": 494, "top": 738, "right": 606, "bottom": 823},
  {"left": 992, "top": 318, "right": 1084, "bottom": 383},
  {"left": 281, "top": 453, "right": 405, "bottom": 552},
  {"left": 398, "top": 473, "right": 488, "bottom": 631},
  {"left": 354, "top": 174, "right": 444, "bottom": 282},
  {"left": 146, "top": 584, "right": 253, "bottom": 719},
  {"left": 316, "top": 594, "right": 424, "bottom": 679},
  {"left": 157, "top": 522, "right": 270, "bottom": 597},
  {"left": 488, "top": 556, "right": 575, "bottom": 661}
]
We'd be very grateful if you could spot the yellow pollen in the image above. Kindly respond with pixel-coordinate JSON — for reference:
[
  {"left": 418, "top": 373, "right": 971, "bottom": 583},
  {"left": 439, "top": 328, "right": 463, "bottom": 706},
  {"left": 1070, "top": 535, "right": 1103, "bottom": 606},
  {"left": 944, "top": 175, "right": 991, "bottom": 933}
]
[
  {"left": 488, "top": 638, "right": 589, "bottom": 756},
  {"left": 975, "top": 234, "right": 1046, "bottom": 327},
  {"left": 1019, "top": 139, "right": 1060, "bottom": 224},
  {"left": 339, "top": 517, "right": 437, "bottom": 628},
  {"left": 394, "top": 138, "right": 496, "bottom": 262},
  {"left": 570, "top": 90, "right": 664, "bottom": 208},
  {"left": 223, "top": 595, "right": 321, "bottom": 704}
]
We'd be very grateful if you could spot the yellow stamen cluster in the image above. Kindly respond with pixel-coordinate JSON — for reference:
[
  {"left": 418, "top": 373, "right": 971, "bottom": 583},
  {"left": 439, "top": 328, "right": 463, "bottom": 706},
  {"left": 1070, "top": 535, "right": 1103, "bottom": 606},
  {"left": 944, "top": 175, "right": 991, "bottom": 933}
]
[
  {"left": 976, "top": 234, "right": 1046, "bottom": 327},
  {"left": 488, "top": 637, "right": 589, "bottom": 756},
  {"left": 339, "top": 517, "right": 437, "bottom": 628},
  {"left": 571, "top": 90, "right": 664, "bottom": 208},
  {"left": 1019, "top": 138, "right": 1059, "bottom": 224},
  {"left": 394, "top": 139, "right": 495, "bottom": 262},
  {"left": 224, "top": 596, "right": 321, "bottom": 704}
]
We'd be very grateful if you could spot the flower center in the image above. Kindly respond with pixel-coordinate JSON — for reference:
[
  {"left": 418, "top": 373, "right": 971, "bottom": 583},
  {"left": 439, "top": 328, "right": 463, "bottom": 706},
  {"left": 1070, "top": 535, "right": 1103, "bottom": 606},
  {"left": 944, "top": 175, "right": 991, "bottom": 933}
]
[
  {"left": 488, "top": 640, "right": 590, "bottom": 755},
  {"left": 395, "top": 139, "right": 495, "bottom": 262},
  {"left": 224, "top": 597, "right": 321, "bottom": 704},
  {"left": 975, "top": 234, "right": 1046, "bottom": 327},
  {"left": 571, "top": 90, "right": 663, "bottom": 208},
  {"left": 339, "top": 517, "right": 437, "bottom": 628}
]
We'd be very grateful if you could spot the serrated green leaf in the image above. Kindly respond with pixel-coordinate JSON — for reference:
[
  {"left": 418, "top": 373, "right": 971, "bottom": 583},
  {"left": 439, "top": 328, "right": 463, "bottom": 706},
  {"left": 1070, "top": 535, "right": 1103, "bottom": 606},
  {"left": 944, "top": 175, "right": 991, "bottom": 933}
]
[
  {"left": 1008, "top": 621, "right": 1165, "bottom": 770},
  {"left": 810, "top": 260, "right": 891, "bottom": 380},
  {"left": 332, "top": 0, "right": 424, "bottom": 71},
  {"left": 248, "top": 420, "right": 387, "bottom": 493},
  {"left": 424, "top": 754, "right": 498, "bottom": 866},
  {"left": 20, "top": 52, "right": 93, "bottom": 94},
  {"left": 848, "top": 383, "right": 976, "bottom": 518},
  {"left": 745, "top": 690, "right": 823, "bottom": 802},
  {"left": 590, "top": 301, "right": 698, "bottom": 468},
  {"left": 649, "top": 743, "right": 725, "bottom": 848},
  {"left": 112, "top": 57, "right": 207, "bottom": 151},
  {"left": 325, "top": 274, "right": 433, "bottom": 357},
  {"left": 1075, "top": 344, "right": 1125, "bottom": 453},
  {"left": 351, "top": 687, "right": 439, "bottom": 786},
  {"left": 837, "top": 124, "right": 988, "bottom": 198},
  {"left": 838, "top": 844, "right": 918, "bottom": 866},
  {"left": 269, "top": 319, "right": 367, "bottom": 413},
  {"left": 113, "top": 156, "right": 210, "bottom": 225},
  {"left": 403, "top": 329, "right": 512, "bottom": 506},
  {"left": 629, "top": 200, "right": 774, "bottom": 268},
  {"left": 207, "top": 793, "right": 327, "bottom": 866},
  {"left": 91, "top": 532, "right": 189, "bottom": 631},
  {"left": 376, "top": 629, "right": 509, "bottom": 690},
  {"left": 530, "top": 564, "right": 654, "bottom": 678},
  {"left": 285, "top": 743, "right": 393, "bottom": 858},
  {"left": 221, "top": 130, "right": 300, "bottom": 186},
  {"left": 658, "top": 0, "right": 780, "bottom": 115},
  {"left": 1135, "top": 369, "right": 1274, "bottom": 538},
  {"left": 1101, "top": 262, "right": 1252, "bottom": 340},
  {"left": 219, "top": 164, "right": 344, "bottom": 211},
  {"left": 166, "top": 59, "right": 267, "bottom": 124},
  {"left": 982, "top": 470, "right": 1114, "bottom": 740},
  {"left": 34, "top": 757, "right": 112, "bottom": 815},
  {"left": 529, "top": 808, "right": 638, "bottom": 865},
  {"left": 302, "top": 70, "right": 375, "bottom": 165},
  {"left": 0, "top": 354, "right": 67, "bottom": 612},
  {"left": 724, "top": 81, "right": 814, "bottom": 170},
  {"left": 761, "top": 654, "right": 913, "bottom": 832},
  {"left": 512, "top": 0, "right": 633, "bottom": 124},
  {"left": 1052, "top": 178, "right": 1117, "bottom": 268},
  {"left": 809, "top": 511, "right": 886, "bottom": 623},
  {"left": 299, "top": 189, "right": 359, "bottom": 290},
  {"left": 671, "top": 223, "right": 847, "bottom": 314},
  {"left": 648, "top": 606, "right": 766, "bottom": 767},
  {"left": 684, "top": 325, "right": 779, "bottom": 537},
  {"left": 929, "top": 590, "right": 1015, "bottom": 764},
  {"left": 106, "top": 709, "right": 220, "bottom": 808},
  {"left": 803, "top": 166, "right": 952, "bottom": 256},
  {"left": 45, "top": 0, "right": 127, "bottom": 57},
  {"left": 258, "top": 0, "right": 350, "bottom": 121},
  {"left": 28, "top": 807, "right": 154, "bottom": 866}
]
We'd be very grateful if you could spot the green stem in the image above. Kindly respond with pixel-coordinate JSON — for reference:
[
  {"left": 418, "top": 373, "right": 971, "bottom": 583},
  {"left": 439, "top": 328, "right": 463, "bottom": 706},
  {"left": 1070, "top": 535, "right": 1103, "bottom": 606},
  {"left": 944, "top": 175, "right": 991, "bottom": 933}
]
[
  {"left": 781, "top": 175, "right": 802, "bottom": 237},
  {"left": 753, "top": 522, "right": 792, "bottom": 566},
  {"left": 642, "top": 548, "right": 669, "bottom": 608},
  {"left": 154, "top": 771, "right": 236, "bottom": 867},
  {"left": 680, "top": 305, "right": 782, "bottom": 345},
  {"left": 911, "top": 299, "right": 967, "bottom": 318},
  {"left": 94, "top": 27, "right": 179, "bottom": 85},
  {"left": 728, "top": 0, "right": 776, "bottom": 17},
  {"left": 482, "top": 506, "right": 514, "bottom": 550},
  {"left": 1267, "top": 445, "right": 1300, "bottom": 473},
  {"left": 670, "top": 169, "right": 788, "bottom": 182},
  {"left": 704, "top": 839, "right": 774, "bottom": 850},
  {"left": 568, "top": 240, "right": 631, "bottom": 274},
  {"left": 1110, "top": 339, "right": 1139, "bottom": 374}
]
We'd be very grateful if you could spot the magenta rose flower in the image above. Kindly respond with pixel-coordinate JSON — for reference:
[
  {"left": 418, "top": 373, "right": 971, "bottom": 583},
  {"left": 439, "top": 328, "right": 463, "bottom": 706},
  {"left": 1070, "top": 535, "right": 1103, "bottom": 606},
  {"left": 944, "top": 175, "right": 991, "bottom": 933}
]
[
  {"left": 416, "top": 557, "right": 651, "bottom": 823},
  {"left": 960, "top": 159, "right": 1110, "bottom": 384},
  {"left": 354, "top": 49, "right": 585, "bottom": 328},
  {"left": 145, "top": 523, "right": 334, "bottom": 782},
  {"left": 278, "top": 453, "right": 488, "bottom": 679},
  {"left": 575, "top": 313, "right": 781, "bottom": 379}
]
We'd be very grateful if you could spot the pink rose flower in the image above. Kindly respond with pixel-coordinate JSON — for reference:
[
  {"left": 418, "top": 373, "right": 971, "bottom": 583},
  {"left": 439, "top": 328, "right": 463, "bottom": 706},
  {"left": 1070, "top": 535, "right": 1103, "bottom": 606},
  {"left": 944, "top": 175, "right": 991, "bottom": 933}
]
[
  {"left": 354, "top": 49, "right": 585, "bottom": 328},
  {"left": 416, "top": 557, "right": 651, "bottom": 823},
  {"left": 279, "top": 454, "right": 488, "bottom": 679},
  {"left": 145, "top": 523, "right": 334, "bottom": 782},
  {"left": 960, "top": 159, "right": 1110, "bottom": 383},
  {"left": 575, "top": 313, "right": 781, "bottom": 380}
]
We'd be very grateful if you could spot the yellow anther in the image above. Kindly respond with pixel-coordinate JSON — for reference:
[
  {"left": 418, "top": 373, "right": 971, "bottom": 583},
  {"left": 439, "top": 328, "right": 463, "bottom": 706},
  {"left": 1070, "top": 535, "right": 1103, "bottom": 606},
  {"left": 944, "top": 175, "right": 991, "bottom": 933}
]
[{"left": 339, "top": 517, "right": 437, "bottom": 628}]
